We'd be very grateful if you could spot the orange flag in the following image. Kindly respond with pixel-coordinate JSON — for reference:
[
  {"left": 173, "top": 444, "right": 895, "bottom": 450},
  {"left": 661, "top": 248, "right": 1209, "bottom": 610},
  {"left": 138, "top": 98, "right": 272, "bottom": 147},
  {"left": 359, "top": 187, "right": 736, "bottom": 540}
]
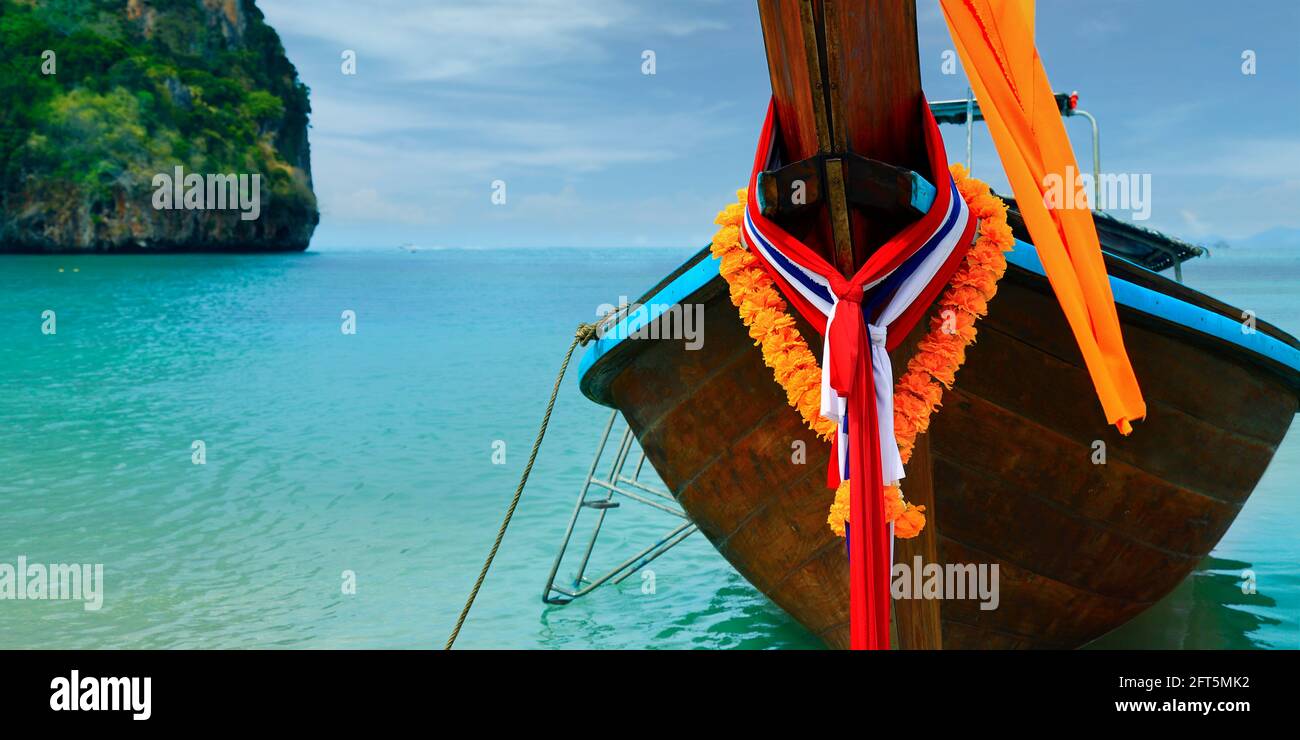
[{"left": 939, "top": 0, "right": 1146, "bottom": 433}]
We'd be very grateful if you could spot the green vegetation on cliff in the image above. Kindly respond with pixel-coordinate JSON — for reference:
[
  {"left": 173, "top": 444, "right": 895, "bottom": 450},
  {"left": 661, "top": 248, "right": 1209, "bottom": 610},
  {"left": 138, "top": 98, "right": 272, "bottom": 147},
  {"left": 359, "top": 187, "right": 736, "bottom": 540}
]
[{"left": 0, "top": 0, "right": 317, "bottom": 251}]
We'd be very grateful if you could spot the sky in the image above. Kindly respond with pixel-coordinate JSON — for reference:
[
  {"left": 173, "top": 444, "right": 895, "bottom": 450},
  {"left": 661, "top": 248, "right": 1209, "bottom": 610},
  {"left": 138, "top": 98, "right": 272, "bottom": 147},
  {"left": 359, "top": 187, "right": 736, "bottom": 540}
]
[{"left": 256, "top": 0, "right": 1300, "bottom": 250}]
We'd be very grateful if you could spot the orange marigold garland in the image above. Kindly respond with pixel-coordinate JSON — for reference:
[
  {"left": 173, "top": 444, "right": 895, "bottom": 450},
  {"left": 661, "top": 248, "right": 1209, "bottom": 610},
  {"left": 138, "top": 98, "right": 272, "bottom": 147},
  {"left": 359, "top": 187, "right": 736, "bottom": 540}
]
[
  {"left": 709, "top": 198, "right": 838, "bottom": 441},
  {"left": 709, "top": 164, "right": 1013, "bottom": 540}
]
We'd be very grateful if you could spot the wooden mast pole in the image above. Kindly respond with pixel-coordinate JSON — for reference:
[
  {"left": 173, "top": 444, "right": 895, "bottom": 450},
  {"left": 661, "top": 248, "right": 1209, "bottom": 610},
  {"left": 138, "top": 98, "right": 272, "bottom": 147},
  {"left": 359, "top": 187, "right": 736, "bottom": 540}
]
[
  {"left": 755, "top": 0, "right": 929, "bottom": 272},
  {"left": 756, "top": 0, "right": 942, "bottom": 650}
]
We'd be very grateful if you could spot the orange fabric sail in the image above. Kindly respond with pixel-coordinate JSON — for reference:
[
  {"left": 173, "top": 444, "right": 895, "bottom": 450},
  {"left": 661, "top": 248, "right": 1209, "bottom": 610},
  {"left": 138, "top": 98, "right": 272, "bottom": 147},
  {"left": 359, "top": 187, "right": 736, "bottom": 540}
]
[{"left": 939, "top": 0, "right": 1146, "bottom": 433}]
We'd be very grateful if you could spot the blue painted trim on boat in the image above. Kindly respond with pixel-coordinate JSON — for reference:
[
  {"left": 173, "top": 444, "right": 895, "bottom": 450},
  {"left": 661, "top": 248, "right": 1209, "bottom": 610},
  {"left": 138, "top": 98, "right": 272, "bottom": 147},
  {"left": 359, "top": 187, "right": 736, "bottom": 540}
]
[
  {"left": 579, "top": 254, "right": 722, "bottom": 380},
  {"left": 908, "top": 171, "right": 937, "bottom": 214}
]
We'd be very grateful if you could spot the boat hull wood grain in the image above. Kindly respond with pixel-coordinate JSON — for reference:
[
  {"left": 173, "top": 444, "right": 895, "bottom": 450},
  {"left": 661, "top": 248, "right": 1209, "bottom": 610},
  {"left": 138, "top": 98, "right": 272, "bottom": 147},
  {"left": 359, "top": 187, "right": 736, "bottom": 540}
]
[{"left": 581, "top": 253, "right": 1299, "bottom": 649}]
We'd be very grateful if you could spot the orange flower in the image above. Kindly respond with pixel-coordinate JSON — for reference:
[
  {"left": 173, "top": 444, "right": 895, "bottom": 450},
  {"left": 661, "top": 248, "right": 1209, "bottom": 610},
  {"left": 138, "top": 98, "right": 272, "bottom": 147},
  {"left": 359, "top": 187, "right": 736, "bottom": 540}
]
[
  {"left": 893, "top": 391, "right": 928, "bottom": 425},
  {"left": 907, "top": 348, "right": 958, "bottom": 388},
  {"left": 884, "top": 484, "right": 906, "bottom": 523},
  {"left": 716, "top": 201, "right": 745, "bottom": 228},
  {"left": 894, "top": 504, "right": 927, "bottom": 539},
  {"left": 897, "top": 437, "right": 916, "bottom": 463},
  {"left": 897, "top": 372, "right": 945, "bottom": 410},
  {"left": 894, "top": 412, "right": 919, "bottom": 442},
  {"left": 946, "top": 285, "right": 989, "bottom": 318},
  {"left": 828, "top": 480, "right": 851, "bottom": 537}
]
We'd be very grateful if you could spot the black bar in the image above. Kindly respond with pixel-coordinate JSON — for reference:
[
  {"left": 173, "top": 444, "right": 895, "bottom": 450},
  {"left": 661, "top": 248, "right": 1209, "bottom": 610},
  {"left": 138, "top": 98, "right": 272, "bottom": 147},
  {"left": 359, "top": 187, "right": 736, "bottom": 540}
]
[{"left": 0, "top": 649, "right": 1287, "bottom": 726}]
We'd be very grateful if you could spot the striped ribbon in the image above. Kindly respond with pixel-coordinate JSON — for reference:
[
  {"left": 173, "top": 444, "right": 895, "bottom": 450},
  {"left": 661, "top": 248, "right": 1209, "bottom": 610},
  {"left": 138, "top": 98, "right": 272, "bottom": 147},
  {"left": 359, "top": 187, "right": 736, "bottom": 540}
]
[{"left": 741, "top": 98, "right": 976, "bottom": 649}]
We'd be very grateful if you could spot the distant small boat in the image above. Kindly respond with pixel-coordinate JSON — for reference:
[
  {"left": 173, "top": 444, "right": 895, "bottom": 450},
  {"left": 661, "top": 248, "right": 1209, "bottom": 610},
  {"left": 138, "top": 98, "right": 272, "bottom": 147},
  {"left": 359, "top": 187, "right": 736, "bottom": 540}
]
[{"left": 575, "top": 1, "right": 1300, "bottom": 648}]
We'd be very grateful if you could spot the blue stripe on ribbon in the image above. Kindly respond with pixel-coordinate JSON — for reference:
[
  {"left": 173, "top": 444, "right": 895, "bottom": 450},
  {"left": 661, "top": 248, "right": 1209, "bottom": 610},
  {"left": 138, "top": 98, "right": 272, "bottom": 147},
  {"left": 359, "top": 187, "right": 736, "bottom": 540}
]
[
  {"left": 862, "top": 179, "right": 963, "bottom": 319},
  {"left": 744, "top": 209, "right": 835, "bottom": 306},
  {"left": 842, "top": 411, "right": 850, "bottom": 480}
]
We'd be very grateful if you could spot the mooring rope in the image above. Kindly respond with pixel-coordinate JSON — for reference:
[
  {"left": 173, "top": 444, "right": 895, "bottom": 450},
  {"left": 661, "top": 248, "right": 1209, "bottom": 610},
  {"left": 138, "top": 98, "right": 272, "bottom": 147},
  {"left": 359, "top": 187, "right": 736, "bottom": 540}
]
[{"left": 444, "top": 320, "right": 603, "bottom": 650}]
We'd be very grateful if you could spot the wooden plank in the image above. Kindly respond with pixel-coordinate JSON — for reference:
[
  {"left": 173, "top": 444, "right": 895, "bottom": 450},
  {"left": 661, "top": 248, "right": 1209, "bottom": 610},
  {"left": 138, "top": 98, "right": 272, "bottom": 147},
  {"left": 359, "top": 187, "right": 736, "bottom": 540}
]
[
  {"left": 958, "top": 320, "right": 1280, "bottom": 503},
  {"left": 937, "top": 537, "right": 1145, "bottom": 649},
  {"left": 934, "top": 389, "right": 1240, "bottom": 557},
  {"left": 932, "top": 453, "right": 1198, "bottom": 602},
  {"left": 766, "top": 538, "right": 850, "bottom": 639},
  {"left": 720, "top": 459, "right": 837, "bottom": 590},
  {"left": 607, "top": 285, "right": 749, "bottom": 432},
  {"left": 892, "top": 433, "right": 943, "bottom": 649}
]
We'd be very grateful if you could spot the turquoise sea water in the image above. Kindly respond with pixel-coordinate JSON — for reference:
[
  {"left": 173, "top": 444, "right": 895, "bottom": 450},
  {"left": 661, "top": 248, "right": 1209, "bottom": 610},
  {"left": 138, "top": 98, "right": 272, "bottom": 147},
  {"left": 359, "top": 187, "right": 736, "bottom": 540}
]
[{"left": 0, "top": 248, "right": 1295, "bottom": 649}]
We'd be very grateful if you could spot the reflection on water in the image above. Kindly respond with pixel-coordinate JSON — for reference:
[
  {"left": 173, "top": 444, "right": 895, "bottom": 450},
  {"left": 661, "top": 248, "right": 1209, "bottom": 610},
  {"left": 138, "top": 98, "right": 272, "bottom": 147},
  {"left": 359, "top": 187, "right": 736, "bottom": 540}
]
[{"left": 1089, "top": 557, "right": 1282, "bottom": 649}]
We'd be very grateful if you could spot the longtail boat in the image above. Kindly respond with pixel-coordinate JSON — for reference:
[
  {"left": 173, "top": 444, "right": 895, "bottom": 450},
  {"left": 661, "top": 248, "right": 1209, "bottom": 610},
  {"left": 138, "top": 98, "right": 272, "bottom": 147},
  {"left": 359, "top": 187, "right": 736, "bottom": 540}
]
[{"left": 574, "top": 1, "right": 1300, "bottom": 649}]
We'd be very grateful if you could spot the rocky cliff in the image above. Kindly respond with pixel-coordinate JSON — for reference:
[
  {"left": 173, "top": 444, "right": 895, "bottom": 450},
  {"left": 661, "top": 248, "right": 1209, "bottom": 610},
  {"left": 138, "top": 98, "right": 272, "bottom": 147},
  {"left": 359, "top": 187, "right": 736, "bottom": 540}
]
[{"left": 0, "top": 0, "right": 318, "bottom": 252}]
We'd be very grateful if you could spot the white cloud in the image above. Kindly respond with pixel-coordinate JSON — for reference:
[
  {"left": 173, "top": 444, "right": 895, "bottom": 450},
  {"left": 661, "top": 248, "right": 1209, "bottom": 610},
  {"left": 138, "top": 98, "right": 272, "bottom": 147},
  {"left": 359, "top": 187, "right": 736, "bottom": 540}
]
[
  {"left": 260, "top": 0, "right": 720, "bottom": 82},
  {"left": 308, "top": 98, "right": 739, "bottom": 194},
  {"left": 321, "top": 186, "right": 435, "bottom": 225},
  {"left": 1195, "top": 139, "right": 1300, "bottom": 181}
]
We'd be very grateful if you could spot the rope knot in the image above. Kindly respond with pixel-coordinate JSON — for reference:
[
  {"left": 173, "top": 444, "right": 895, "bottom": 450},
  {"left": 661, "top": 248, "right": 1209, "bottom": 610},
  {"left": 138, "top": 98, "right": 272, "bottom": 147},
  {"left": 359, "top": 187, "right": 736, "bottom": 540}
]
[
  {"left": 575, "top": 322, "right": 601, "bottom": 345},
  {"left": 868, "top": 324, "right": 887, "bottom": 347},
  {"left": 826, "top": 277, "right": 867, "bottom": 396},
  {"left": 830, "top": 276, "right": 863, "bottom": 304}
]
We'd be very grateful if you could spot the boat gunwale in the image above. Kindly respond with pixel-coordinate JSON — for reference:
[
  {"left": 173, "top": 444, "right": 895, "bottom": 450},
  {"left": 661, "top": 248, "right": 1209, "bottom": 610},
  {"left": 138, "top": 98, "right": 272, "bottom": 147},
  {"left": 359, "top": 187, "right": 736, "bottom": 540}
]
[{"left": 578, "top": 239, "right": 1300, "bottom": 407}]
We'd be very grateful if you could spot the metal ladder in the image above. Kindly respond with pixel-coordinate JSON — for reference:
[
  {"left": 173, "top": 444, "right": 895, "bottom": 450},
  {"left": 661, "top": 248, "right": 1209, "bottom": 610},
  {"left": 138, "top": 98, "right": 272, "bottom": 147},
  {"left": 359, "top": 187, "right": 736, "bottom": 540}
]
[{"left": 541, "top": 410, "right": 697, "bottom": 604}]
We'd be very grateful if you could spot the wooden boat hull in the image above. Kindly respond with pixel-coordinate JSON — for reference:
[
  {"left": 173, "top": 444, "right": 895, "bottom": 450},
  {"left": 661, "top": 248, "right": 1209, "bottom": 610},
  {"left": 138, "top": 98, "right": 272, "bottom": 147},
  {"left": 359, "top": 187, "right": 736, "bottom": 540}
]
[{"left": 580, "top": 243, "right": 1300, "bottom": 649}]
